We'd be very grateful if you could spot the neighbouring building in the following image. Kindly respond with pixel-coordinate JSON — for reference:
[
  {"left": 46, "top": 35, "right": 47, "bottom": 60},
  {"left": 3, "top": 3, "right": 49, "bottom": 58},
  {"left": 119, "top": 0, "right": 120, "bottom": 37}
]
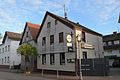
[
  {"left": 19, "top": 22, "right": 40, "bottom": 71},
  {"left": 103, "top": 32, "right": 120, "bottom": 67},
  {"left": 0, "top": 31, "right": 22, "bottom": 69},
  {"left": 36, "top": 11, "right": 104, "bottom": 75}
]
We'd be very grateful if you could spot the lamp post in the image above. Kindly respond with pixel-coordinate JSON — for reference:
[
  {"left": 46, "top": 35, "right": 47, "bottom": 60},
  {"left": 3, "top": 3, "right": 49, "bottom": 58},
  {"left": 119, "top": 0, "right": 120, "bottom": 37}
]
[
  {"left": 67, "top": 33, "right": 83, "bottom": 80},
  {"left": 76, "top": 34, "right": 83, "bottom": 80}
]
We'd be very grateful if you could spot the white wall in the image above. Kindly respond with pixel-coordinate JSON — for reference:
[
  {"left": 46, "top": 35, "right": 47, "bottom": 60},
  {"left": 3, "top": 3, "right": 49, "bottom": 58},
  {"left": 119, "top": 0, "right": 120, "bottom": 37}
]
[{"left": 0, "top": 36, "right": 21, "bottom": 68}]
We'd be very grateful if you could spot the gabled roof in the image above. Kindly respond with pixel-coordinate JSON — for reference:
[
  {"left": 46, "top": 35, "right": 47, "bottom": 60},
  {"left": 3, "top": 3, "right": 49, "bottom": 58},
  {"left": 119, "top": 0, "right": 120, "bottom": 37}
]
[
  {"left": 36, "top": 11, "right": 102, "bottom": 38},
  {"left": 19, "top": 22, "right": 40, "bottom": 45},
  {"left": 2, "top": 31, "right": 22, "bottom": 43}
]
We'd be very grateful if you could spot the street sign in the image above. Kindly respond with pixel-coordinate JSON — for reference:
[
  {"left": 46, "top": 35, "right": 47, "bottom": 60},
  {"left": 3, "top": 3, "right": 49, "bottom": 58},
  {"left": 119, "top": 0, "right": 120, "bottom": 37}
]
[{"left": 81, "top": 43, "right": 94, "bottom": 49}]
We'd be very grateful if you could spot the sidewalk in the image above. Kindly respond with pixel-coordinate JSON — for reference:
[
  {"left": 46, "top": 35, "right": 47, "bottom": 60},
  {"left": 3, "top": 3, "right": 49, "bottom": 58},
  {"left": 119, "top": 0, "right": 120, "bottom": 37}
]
[{"left": 0, "top": 68, "right": 119, "bottom": 80}]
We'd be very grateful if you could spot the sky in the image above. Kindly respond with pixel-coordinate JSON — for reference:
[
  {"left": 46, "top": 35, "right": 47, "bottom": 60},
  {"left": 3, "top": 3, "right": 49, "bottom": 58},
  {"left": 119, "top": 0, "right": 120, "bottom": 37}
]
[{"left": 0, "top": 0, "right": 120, "bottom": 38}]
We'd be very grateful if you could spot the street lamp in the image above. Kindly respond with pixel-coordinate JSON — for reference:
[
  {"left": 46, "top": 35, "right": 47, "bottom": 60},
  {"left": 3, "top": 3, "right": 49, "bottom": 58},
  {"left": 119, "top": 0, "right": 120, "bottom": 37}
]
[
  {"left": 76, "top": 34, "right": 83, "bottom": 80},
  {"left": 66, "top": 33, "right": 83, "bottom": 80}
]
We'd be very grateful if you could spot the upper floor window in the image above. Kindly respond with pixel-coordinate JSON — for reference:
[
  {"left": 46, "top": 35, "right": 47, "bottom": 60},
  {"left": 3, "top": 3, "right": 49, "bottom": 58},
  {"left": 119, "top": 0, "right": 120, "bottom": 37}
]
[
  {"left": 59, "top": 32, "right": 64, "bottom": 43},
  {"left": 108, "top": 41, "right": 112, "bottom": 45},
  {"left": 50, "top": 53, "right": 55, "bottom": 65},
  {"left": 8, "top": 45, "right": 10, "bottom": 51},
  {"left": 103, "top": 42, "right": 107, "bottom": 46},
  {"left": 5, "top": 57, "right": 6, "bottom": 63},
  {"left": 60, "top": 53, "right": 65, "bottom": 65},
  {"left": 50, "top": 35, "right": 54, "bottom": 45},
  {"left": 42, "top": 54, "right": 46, "bottom": 65},
  {"left": 5, "top": 46, "right": 7, "bottom": 52},
  {"left": 7, "top": 56, "right": 9, "bottom": 63},
  {"left": 82, "top": 31, "right": 86, "bottom": 42},
  {"left": 42, "top": 37, "right": 46, "bottom": 46},
  {"left": 26, "top": 32, "right": 28, "bottom": 37},
  {"left": 2, "top": 48, "right": 4, "bottom": 53},
  {"left": 55, "top": 19, "right": 58, "bottom": 25},
  {"left": 114, "top": 40, "right": 119, "bottom": 45},
  {"left": 47, "top": 22, "right": 51, "bottom": 28}
]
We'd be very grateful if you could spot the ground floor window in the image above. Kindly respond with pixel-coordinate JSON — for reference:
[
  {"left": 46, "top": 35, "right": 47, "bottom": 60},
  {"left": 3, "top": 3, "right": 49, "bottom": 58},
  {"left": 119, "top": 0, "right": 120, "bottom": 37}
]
[
  {"left": 83, "top": 51, "right": 87, "bottom": 59},
  {"left": 60, "top": 53, "right": 65, "bottom": 65},
  {"left": 50, "top": 53, "right": 55, "bottom": 65},
  {"left": 42, "top": 54, "right": 46, "bottom": 65}
]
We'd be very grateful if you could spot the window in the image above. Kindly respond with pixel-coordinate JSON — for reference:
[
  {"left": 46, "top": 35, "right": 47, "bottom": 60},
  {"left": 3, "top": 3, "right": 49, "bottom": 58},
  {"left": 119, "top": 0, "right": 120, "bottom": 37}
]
[
  {"left": 59, "top": 32, "right": 64, "bottom": 43},
  {"left": 5, "top": 57, "right": 6, "bottom": 63},
  {"left": 60, "top": 53, "right": 65, "bottom": 65},
  {"left": 2, "top": 48, "right": 4, "bottom": 53},
  {"left": 0, "top": 49, "right": 1, "bottom": 54},
  {"left": 50, "top": 35, "right": 54, "bottom": 45},
  {"left": 103, "top": 42, "right": 107, "bottom": 46},
  {"left": 8, "top": 45, "right": 10, "bottom": 51},
  {"left": 114, "top": 40, "right": 119, "bottom": 45},
  {"left": 26, "top": 32, "right": 28, "bottom": 37},
  {"left": 42, "top": 37, "right": 46, "bottom": 46},
  {"left": 47, "top": 22, "right": 51, "bottom": 28},
  {"left": 5, "top": 46, "right": 7, "bottom": 52},
  {"left": 50, "top": 53, "right": 55, "bottom": 65},
  {"left": 2, "top": 58, "right": 3, "bottom": 64},
  {"left": 83, "top": 51, "right": 87, "bottom": 59},
  {"left": 42, "top": 54, "right": 46, "bottom": 65},
  {"left": 82, "top": 31, "right": 86, "bottom": 42},
  {"left": 55, "top": 19, "right": 58, "bottom": 25},
  {"left": 108, "top": 41, "right": 112, "bottom": 45},
  {"left": 7, "top": 57, "right": 9, "bottom": 63}
]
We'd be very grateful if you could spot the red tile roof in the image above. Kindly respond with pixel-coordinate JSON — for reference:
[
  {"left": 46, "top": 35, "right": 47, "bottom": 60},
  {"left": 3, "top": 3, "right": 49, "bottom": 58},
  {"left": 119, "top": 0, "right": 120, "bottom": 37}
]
[
  {"left": 19, "top": 22, "right": 40, "bottom": 45},
  {"left": 27, "top": 22, "right": 40, "bottom": 39}
]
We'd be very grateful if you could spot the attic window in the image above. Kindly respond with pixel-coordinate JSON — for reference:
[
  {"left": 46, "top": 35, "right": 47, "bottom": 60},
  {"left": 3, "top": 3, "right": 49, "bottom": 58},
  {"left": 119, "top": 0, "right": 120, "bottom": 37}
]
[
  {"left": 47, "top": 22, "right": 51, "bottom": 28},
  {"left": 26, "top": 32, "right": 28, "bottom": 37},
  {"left": 55, "top": 19, "right": 57, "bottom": 25}
]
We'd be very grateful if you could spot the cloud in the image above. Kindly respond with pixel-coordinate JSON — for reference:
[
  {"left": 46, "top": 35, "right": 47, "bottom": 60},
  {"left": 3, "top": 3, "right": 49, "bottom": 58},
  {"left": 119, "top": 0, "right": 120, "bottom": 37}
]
[{"left": 70, "top": 0, "right": 120, "bottom": 24}]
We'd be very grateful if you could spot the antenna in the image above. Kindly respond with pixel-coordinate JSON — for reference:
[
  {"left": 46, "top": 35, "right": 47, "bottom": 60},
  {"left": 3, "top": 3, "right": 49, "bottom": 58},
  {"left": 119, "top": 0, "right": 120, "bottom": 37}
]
[{"left": 63, "top": 2, "right": 67, "bottom": 19}]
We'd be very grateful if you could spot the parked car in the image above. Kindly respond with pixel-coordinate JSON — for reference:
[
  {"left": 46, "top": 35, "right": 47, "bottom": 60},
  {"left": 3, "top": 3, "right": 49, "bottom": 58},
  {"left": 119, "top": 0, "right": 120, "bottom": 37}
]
[{"left": 112, "top": 59, "right": 120, "bottom": 67}]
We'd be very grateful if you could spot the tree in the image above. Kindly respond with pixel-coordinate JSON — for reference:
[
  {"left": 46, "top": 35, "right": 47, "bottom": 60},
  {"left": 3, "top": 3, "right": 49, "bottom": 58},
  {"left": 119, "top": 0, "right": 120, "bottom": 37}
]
[{"left": 17, "top": 44, "right": 37, "bottom": 74}]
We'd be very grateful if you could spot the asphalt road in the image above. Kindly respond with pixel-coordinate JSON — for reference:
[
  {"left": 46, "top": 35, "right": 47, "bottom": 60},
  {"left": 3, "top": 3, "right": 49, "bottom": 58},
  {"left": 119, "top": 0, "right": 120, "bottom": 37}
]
[
  {"left": 0, "top": 68, "right": 120, "bottom": 80},
  {"left": 0, "top": 71, "right": 55, "bottom": 80}
]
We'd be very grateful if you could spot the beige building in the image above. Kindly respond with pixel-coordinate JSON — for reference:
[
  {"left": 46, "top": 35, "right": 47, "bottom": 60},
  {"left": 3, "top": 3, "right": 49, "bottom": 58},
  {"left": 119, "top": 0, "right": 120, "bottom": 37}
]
[{"left": 36, "top": 11, "right": 103, "bottom": 73}]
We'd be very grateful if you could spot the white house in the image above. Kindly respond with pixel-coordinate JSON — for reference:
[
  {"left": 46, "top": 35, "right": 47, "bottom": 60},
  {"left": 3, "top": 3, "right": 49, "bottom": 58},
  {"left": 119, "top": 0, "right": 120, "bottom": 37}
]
[
  {"left": 0, "top": 31, "right": 22, "bottom": 69},
  {"left": 36, "top": 11, "right": 104, "bottom": 74},
  {"left": 19, "top": 22, "right": 40, "bottom": 71}
]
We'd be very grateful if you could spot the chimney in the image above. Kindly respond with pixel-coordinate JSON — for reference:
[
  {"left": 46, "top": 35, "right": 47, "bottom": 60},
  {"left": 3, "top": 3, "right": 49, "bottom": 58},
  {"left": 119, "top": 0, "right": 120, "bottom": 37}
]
[{"left": 113, "top": 31, "right": 117, "bottom": 36}]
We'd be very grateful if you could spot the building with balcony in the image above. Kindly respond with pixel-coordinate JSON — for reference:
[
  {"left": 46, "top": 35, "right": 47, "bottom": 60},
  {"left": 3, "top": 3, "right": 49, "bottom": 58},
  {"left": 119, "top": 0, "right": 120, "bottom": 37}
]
[{"left": 103, "top": 32, "right": 120, "bottom": 67}]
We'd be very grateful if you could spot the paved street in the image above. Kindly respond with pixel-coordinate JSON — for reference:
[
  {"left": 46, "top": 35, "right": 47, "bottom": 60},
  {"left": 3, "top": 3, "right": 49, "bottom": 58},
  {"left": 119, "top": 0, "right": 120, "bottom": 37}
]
[
  {"left": 0, "top": 68, "right": 120, "bottom": 80},
  {"left": 0, "top": 71, "right": 55, "bottom": 80}
]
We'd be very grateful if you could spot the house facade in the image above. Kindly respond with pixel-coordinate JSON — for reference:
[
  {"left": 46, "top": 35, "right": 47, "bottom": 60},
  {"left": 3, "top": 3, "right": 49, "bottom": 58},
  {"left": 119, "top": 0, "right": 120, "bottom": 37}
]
[
  {"left": 37, "top": 12, "right": 104, "bottom": 73},
  {"left": 0, "top": 31, "right": 21, "bottom": 69},
  {"left": 103, "top": 32, "right": 120, "bottom": 66},
  {"left": 19, "top": 22, "right": 40, "bottom": 71}
]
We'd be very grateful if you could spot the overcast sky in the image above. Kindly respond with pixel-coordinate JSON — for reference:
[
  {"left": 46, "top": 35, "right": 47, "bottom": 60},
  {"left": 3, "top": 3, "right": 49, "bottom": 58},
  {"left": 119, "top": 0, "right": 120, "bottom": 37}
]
[{"left": 0, "top": 0, "right": 120, "bottom": 37}]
